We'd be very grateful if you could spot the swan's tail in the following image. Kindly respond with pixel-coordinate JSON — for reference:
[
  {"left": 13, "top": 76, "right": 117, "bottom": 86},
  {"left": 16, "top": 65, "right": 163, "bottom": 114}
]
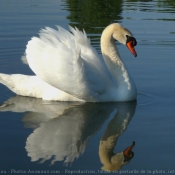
[
  {"left": 0, "top": 73, "right": 14, "bottom": 90},
  {"left": 0, "top": 73, "right": 42, "bottom": 98},
  {"left": 0, "top": 73, "right": 85, "bottom": 101}
]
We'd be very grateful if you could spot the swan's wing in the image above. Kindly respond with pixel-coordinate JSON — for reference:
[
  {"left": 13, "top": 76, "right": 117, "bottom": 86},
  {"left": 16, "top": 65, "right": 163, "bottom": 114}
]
[{"left": 25, "top": 26, "right": 112, "bottom": 101}]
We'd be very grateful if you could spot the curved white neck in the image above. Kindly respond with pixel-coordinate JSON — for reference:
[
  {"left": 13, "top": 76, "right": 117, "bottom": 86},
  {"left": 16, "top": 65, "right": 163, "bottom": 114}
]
[{"left": 100, "top": 28, "right": 136, "bottom": 101}]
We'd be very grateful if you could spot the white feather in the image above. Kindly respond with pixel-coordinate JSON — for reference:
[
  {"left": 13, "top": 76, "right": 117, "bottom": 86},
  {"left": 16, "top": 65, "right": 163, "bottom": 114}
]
[
  {"left": 0, "top": 23, "right": 137, "bottom": 102},
  {"left": 0, "top": 73, "right": 84, "bottom": 101},
  {"left": 25, "top": 26, "right": 113, "bottom": 101}
]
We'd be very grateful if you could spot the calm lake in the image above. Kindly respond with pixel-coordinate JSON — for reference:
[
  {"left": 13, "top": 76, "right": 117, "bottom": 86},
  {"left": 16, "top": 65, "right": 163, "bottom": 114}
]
[{"left": 0, "top": 0, "right": 175, "bottom": 174}]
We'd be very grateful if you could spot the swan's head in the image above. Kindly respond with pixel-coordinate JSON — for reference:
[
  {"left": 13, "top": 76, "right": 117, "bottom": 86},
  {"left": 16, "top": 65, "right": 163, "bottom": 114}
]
[
  {"left": 100, "top": 141, "right": 135, "bottom": 171},
  {"left": 106, "top": 23, "right": 137, "bottom": 57}
]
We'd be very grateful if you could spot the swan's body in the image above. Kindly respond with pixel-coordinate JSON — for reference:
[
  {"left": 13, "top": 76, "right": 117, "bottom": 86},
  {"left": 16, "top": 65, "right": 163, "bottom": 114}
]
[{"left": 0, "top": 23, "right": 137, "bottom": 102}]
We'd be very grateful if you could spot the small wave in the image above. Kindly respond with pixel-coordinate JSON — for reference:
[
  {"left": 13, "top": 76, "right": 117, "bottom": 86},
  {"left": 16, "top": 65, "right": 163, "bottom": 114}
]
[{"left": 137, "top": 92, "right": 157, "bottom": 106}]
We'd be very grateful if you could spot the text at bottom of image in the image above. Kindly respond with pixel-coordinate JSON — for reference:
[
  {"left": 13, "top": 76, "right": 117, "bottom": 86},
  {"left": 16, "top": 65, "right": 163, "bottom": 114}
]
[{"left": 0, "top": 169, "right": 175, "bottom": 174}]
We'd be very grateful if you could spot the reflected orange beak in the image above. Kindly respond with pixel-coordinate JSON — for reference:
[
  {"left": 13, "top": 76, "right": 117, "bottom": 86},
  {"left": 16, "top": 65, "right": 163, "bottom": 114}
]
[
  {"left": 126, "top": 41, "right": 137, "bottom": 57},
  {"left": 123, "top": 141, "right": 135, "bottom": 157}
]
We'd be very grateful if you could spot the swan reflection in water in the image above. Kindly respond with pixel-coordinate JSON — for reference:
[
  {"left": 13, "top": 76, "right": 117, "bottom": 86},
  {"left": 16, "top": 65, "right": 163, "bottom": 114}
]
[{"left": 0, "top": 96, "right": 136, "bottom": 171}]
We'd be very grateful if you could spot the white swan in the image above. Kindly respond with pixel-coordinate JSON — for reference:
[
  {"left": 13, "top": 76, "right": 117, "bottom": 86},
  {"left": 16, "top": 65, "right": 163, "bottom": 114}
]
[{"left": 0, "top": 23, "right": 137, "bottom": 102}]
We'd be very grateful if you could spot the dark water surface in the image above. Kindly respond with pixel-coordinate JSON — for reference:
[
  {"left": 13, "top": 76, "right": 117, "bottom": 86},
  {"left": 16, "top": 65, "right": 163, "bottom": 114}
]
[{"left": 0, "top": 0, "right": 175, "bottom": 174}]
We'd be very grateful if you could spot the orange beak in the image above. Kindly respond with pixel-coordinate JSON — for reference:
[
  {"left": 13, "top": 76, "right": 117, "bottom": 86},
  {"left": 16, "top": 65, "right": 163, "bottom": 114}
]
[
  {"left": 126, "top": 41, "right": 137, "bottom": 57},
  {"left": 123, "top": 141, "right": 135, "bottom": 157}
]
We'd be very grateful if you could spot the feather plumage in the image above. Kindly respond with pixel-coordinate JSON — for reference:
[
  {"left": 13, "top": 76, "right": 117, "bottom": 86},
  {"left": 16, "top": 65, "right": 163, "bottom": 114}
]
[
  {"left": 0, "top": 23, "right": 137, "bottom": 102},
  {"left": 25, "top": 26, "right": 113, "bottom": 101}
]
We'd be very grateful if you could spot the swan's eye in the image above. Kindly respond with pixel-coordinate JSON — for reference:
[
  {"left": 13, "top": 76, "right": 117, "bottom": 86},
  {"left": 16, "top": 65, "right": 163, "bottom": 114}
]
[{"left": 126, "top": 35, "right": 137, "bottom": 46}]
